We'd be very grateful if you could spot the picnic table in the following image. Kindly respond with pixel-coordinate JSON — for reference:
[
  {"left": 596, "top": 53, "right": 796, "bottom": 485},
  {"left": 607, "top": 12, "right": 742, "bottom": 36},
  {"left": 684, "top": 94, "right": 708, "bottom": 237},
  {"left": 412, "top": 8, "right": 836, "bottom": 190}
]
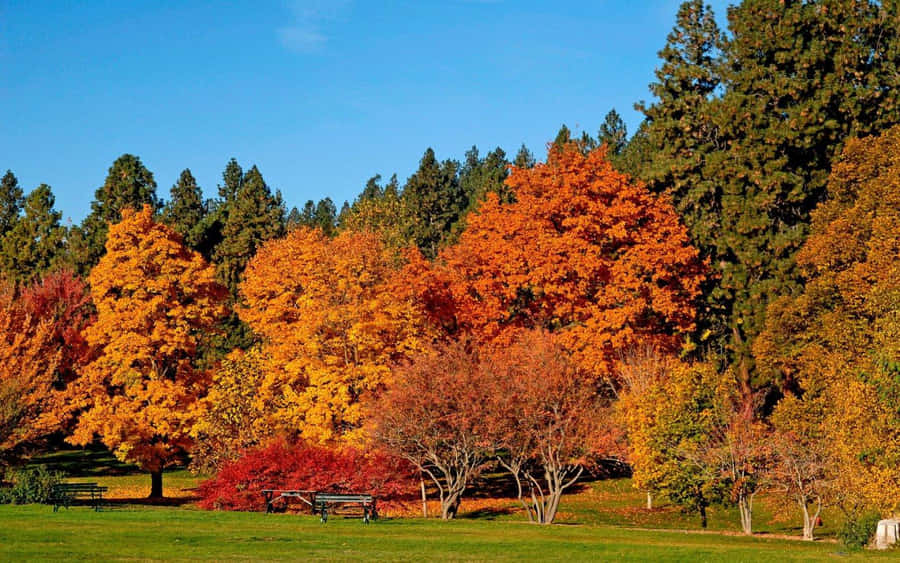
[{"left": 314, "top": 493, "right": 377, "bottom": 524}]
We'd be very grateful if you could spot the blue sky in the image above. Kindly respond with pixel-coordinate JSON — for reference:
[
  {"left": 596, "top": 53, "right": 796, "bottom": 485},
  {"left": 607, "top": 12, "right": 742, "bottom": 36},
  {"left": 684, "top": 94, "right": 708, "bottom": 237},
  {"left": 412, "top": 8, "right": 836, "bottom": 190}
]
[{"left": 0, "top": 1, "right": 731, "bottom": 224}]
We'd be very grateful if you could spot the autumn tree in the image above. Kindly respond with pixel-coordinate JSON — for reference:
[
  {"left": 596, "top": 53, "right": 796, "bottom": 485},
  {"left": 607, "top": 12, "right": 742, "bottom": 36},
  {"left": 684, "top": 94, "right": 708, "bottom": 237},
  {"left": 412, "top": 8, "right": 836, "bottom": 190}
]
[
  {"left": 412, "top": 143, "right": 704, "bottom": 380},
  {"left": 190, "top": 347, "right": 275, "bottom": 473},
  {"left": 239, "top": 227, "right": 429, "bottom": 444},
  {"left": 68, "top": 205, "right": 227, "bottom": 498},
  {"left": 769, "top": 394, "right": 830, "bottom": 541},
  {"left": 371, "top": 339, "right": 499, "bottom": 520},
  {"left": 616, "top": 344, "right": 675, "bottom": 510},
  {"left": 0, "top": 282, "right": 61, "bottom": 462},
  {"left": 488, "top": 330, "right": 606, "bottom": 524}
]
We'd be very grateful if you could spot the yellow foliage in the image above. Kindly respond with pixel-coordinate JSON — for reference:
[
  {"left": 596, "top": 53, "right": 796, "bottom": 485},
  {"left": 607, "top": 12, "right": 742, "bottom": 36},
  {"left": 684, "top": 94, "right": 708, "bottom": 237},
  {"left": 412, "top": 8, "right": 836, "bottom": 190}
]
[
  {"left": 239, "top": 227, "right": 431, "bottom": 444},
  {"left": 68, "top": 205, "right": 227, "bottom": 473}
]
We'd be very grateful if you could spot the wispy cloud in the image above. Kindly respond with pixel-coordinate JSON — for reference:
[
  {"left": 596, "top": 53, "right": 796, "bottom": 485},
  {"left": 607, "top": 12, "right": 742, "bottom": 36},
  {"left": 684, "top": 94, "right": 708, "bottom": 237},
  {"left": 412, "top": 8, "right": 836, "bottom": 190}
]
[{"left": 277, "top": 0, "right": 350, "bottom": 53}]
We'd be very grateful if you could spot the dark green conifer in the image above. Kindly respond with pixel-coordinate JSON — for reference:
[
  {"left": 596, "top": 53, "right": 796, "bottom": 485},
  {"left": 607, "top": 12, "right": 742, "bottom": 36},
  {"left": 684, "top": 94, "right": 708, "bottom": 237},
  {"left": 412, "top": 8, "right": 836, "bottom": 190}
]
[
  {"left": 68, "top": 154, "right": 159, "bottom": 273},
  {"left": 161, "top": 169, "right": 206, "bottom": 249},
  {"left": 0, "top": 184, "right": 65, "bottom": 282},
  {"left": 401, "top": 148, "right": 464, "bottom": 259}
]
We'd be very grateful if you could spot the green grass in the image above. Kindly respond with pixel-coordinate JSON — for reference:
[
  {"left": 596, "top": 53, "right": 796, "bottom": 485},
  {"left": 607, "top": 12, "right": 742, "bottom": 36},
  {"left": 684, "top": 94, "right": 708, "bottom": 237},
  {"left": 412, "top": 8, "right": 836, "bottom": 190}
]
[
  {"left": 0, "top": 504, "right": 888, "bottom": 562},
  {"left": 4, "top": 448, "right": 890, "bottom": 560}
]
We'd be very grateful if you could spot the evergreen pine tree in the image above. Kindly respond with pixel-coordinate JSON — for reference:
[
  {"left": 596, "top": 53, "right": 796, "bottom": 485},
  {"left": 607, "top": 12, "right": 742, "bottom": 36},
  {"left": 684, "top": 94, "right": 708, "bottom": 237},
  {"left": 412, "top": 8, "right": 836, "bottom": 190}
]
[
  {"left": 162, "top": 169, "right": 206, "bottom": 249},
  {"left": 401, "top": 148, "right": 464, "bottom": 259},
  {"left": 0, "top": 184, "right": 65, "bottom": 282},
  {"left": 214, "top": 164, "right": 285, "bottom": 295},
  {"left": 0, "top": 170, "right": 23, "bottom": 237},
  {"left": 513, "top": 144, "right": 536, "bottom": 169},
  {"left": 598, "top": 108, "right": 628, "bottom": 156},
  {"left": 68, "top": 154, "right": 159, "bottom": 274},
  {"left": 314, "top": 197, "right": 337, "bottom": 236}
]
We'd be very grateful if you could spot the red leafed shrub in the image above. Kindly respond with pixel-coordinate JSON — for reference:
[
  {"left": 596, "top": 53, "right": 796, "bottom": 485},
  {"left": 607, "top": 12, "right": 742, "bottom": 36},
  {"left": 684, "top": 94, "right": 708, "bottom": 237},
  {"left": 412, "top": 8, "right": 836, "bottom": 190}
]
[{"left": 197, "top": 440, "right": 417, "bottom": 511}]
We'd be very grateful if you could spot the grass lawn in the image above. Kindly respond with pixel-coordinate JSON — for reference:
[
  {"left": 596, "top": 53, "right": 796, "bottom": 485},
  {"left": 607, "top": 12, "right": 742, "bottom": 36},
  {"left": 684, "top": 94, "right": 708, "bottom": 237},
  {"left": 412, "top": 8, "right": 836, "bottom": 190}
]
[
  {"left": 5, "top": 447, "right": 893, "bottom": 560},
  {"left": 0, "top": 504, "right": 889, "bottom": 562}
]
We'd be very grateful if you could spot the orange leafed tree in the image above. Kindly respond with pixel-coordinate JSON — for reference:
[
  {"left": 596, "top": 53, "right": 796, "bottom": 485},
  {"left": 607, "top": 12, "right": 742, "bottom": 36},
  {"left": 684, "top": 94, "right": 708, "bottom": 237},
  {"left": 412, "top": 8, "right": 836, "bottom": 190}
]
[
  {"left": 68, "top": 205, "right": 227, "bottom": 497},
  {"left": 406, "top": 143, "right": 705, "bottom": 379},
  {"left": 0, "top": 282, "right": 61, "bottom": 461},
  {"left": 239, "top": 227, "right": 430, "bottom": 444}
]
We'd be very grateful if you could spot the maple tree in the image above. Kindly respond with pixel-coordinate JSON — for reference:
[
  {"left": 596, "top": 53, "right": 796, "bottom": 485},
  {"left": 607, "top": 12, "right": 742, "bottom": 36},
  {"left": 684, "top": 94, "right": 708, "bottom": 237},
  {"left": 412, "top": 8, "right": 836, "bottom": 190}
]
[
  {"left": 0, "top": 282, "right": 60, "bottom": 461},
  {"left": 410, "top": 143, "right": 704, "bottom": 381},
  {"left": 370, "top": 339, "right": 499, "bottom": 520},
  {"left": 239, "top": 227, "right": 429, "bottom": 444},
  {"left": 67, "top": 205, "right": 227, "bottom": 498},
  {"left": 487, "top": 330, "right": 606, "bottom": 524}
]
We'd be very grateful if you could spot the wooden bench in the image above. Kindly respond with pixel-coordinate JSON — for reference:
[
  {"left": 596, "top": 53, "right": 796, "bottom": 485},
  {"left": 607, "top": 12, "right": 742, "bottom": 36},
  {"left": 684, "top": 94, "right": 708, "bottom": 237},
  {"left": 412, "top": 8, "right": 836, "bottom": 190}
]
[
  {"left": 261, "top": 489, "right": 316, "bottom": 513},
  {"left": 314, "top": 493, "right": 377, "bottom": 523},
  {"left": 50, "top": 483, "right": 108, "bottom": 512}
]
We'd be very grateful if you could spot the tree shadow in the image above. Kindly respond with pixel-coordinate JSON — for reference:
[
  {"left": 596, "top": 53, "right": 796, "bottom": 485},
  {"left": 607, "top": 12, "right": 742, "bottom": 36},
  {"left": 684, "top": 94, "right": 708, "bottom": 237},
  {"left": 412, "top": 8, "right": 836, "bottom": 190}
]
[
  {"left": 28, "top": 444, "right": 143, "bottom": 477},
  {"left": 459, "top": 506, "right": 517, "bottom": 520}
]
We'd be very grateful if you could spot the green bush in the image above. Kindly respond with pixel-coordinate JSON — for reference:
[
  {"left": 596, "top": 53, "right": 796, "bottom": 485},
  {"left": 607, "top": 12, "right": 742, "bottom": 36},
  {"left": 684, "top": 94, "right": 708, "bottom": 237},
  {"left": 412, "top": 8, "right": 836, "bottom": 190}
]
[
  {"left": 1, "top": 466, "right": 64, "bottom": 504},
  {"left": 838, "top": 511, "right": 881, "bottom": 550}
]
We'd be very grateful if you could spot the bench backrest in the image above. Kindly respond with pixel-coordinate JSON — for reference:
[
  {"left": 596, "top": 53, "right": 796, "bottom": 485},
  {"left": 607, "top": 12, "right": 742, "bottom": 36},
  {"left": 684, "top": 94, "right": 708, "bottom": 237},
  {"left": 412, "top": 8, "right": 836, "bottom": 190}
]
[
  {"left": 53, "top": 483, "right": 108, "bottom": 492},
  {"left": 315, "top": 493, "right": 374, "bottom": 503}
]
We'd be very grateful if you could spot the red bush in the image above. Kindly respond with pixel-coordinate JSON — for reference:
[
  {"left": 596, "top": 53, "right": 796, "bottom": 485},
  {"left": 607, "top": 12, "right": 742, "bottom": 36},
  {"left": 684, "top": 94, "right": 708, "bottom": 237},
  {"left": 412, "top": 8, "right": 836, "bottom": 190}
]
[{"left": 197, "top": 440, "right": 417, "bottom": 511}]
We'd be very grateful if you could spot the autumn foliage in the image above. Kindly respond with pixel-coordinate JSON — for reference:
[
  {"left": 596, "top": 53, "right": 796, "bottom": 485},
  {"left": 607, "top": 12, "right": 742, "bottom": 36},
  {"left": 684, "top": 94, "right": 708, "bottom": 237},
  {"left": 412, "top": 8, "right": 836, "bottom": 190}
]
[
  {"left": 197, "top": 440, "right": 416, "bottom": 512},
  {"left": 68, "top": 205, "right": 228, "bottom": 496},
  {"left": 405, "top": 144, "right": 704, "bottom": 379},
  {"left": 239, "top": 227, "right": 430, "bottom": 444},
  {"left": 0, "top": 282, "right": 61, "bottom": 458}
]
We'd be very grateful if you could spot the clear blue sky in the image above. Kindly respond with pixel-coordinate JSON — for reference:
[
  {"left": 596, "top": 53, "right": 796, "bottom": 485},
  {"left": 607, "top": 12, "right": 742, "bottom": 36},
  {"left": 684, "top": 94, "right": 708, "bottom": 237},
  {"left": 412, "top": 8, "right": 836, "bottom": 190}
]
[{"left": 0, "top": 1, "right": 731, "bottom": 224}]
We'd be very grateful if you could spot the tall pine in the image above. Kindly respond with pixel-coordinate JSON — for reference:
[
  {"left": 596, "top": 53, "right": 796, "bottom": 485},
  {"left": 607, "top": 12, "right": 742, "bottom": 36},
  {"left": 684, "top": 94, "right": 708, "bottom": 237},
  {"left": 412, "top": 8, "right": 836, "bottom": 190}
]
[
  {"left": 162, "top": 169, "right": 207, "bottom": 250},
  {"left": 401, "top": 148, "right": 465, "bottom": 259},
  {"left": 68, "top": 154, "right": 159, "bottom": 274},
  {"left": 0, "top": 184, "right": 65, "bottom": 282},
  {"left": 0, "top": 171, "right": 23, "bottom": 237}
]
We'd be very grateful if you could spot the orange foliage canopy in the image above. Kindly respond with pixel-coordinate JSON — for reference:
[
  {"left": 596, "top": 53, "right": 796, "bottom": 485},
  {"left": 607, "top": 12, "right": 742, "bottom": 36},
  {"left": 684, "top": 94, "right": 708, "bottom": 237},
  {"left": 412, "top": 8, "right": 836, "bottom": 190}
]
[
  {"left": 404, "top": 144, "right": 705, "bottom": 378},
  {"left": 0, "top": 283, "right": 60, "bottom": 455},
  {"left": 239, "top": 227, "right": 431, "bottom": 444},
  {"left": 68, "top": 205, "right": 228, "bottom": 477}
]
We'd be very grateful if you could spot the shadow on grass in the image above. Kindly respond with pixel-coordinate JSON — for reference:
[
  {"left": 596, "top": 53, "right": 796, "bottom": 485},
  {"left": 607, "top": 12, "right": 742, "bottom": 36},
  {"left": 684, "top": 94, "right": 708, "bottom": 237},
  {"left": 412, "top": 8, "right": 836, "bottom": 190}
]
[
  {"left": 27, "top": 444, "right": 142, "bottom": 477},
  {"left": 459, "top": 506, "right": 517, "bottom": 520}
]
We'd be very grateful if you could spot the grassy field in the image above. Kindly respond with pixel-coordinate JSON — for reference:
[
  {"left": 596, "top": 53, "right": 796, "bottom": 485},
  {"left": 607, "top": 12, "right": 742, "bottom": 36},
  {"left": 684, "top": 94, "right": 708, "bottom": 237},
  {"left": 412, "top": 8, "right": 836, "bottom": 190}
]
[
  {"left": 0, "top": 504, "right": 891, "bottom": 562},
  {"left": 3, "top": 447, "right": 892, "bottom": 560}
]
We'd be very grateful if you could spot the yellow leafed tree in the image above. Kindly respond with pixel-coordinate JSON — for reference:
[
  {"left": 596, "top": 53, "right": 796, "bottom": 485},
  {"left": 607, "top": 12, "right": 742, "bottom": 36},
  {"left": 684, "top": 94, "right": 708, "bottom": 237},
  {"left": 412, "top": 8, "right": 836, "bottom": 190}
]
[
  {"left": 68, "top": 205, "right": 227, "bottom": 497},
  {"left": 239, "top": 227, "right": 430, "bottom": 444}
]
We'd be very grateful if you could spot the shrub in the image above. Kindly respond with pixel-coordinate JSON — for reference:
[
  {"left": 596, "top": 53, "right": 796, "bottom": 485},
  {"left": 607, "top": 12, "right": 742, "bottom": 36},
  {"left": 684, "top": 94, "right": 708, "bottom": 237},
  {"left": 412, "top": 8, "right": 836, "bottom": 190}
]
[
  {"left": 197, "top": 440, "right": 416, "bottom": 511},
  {"left": 1, "top": 466, "right": 64, "bottom": 504},
  {"left": 838, "top": 511, "right": 881, "bottom": 550}
]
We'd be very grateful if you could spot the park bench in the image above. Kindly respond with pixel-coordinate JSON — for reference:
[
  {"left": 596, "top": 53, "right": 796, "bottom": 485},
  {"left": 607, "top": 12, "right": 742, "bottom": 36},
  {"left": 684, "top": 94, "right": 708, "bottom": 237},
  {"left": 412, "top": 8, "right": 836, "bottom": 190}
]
[
  {"left": 261, "top": 489, "right": 316, "bottom": 513},
  {"left": 50, "top": 482, "right": 108, "bottom": 512},
  {"left": 314, "top": 493, "right": 377, "bottom": 524}
]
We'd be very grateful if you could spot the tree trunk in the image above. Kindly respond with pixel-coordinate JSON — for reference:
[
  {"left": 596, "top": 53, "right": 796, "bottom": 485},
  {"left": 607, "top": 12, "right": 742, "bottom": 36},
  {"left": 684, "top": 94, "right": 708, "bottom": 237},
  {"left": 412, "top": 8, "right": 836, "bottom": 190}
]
[
  {"left": 699, "top": 503, "right": 708, "bottom": 529},
  {"left": 149, "top": 470, "right": 163, "bottom": 499},
  {"left": 738, "top": 494, "right": 753, "bottom": 535},
  {"left": 646, "top": 491, "right": 653, "bottom": 510},
  {"left": 441, "top": 491, "right": 461, "bottom": 520},
  {"left": 800, "top": 497, "right": 821, "bottom": 541},
  {"left": 420, "top": 477, "right": 428, "bottom": 518}
]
